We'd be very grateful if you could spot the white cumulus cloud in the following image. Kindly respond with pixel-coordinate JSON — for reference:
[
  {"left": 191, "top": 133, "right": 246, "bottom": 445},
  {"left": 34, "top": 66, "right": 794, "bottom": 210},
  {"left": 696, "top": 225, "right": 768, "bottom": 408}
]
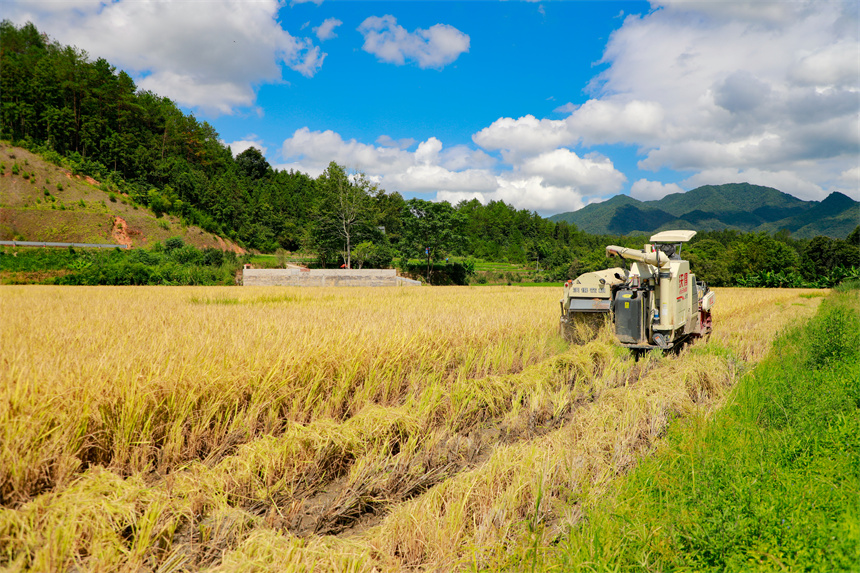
[
  {"left": 519, "top": 149, "right": 627, "bottom": 193},
  {"left": 281, "top": 127, "right": 622, "bottom": 214},
  {"left": 227, "top": 135, "right": 267, "bottom": 157},
  {"left": 472, "top": 115, "right": 573, "bottom": 156},
  {"left": 6, "top": 0, "right": 326, "bottom": 114},
  {"left": 629, "top": 179, "right": 684, "bottom": 201},
  {"left": 588, "top": 1, "right": 858, "bottom": 189},
  {"left": 281, "top": 127, "right": 414, "bottom": 175},
  {"left": 472, "top": 99, "right": 666, "bottom": 158},
  {"left": 358, "top": 15, "right": 470, "bottom": 69},
  {"left": 435, "top": 176, "right": 586, "bottom": 214},
  {"left": 314, "top": 18, "right": 342, "bottom": 41},
  {"left": 469, "top": 0, "right": 859, "bottom": 206},
  {"left": 375, "top": 135, "right": 417, "bottom": 150}
]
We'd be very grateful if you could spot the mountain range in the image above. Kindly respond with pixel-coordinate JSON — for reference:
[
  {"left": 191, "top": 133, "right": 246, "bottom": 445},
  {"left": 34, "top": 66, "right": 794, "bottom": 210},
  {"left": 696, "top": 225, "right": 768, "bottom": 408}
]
[{"left": 548, "top": 183, "right": 859, "bottom": 239}]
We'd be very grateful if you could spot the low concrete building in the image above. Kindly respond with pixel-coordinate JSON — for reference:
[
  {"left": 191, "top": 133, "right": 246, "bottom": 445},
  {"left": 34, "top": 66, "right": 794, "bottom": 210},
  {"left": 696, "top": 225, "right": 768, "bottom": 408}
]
[{"left": 242, "top": 268, "right": 420, "bottom": 287}]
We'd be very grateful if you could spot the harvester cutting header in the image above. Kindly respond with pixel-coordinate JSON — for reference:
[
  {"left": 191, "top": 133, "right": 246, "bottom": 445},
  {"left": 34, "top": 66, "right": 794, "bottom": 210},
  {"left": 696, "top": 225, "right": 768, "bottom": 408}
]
[{"left": 561, "top": 230, "right": 714, "bottom": 351}]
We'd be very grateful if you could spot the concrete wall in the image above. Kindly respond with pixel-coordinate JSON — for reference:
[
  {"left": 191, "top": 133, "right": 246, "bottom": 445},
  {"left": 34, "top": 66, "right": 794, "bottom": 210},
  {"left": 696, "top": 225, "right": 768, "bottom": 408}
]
[{"left": 243, "top": 268, "right": 420, "bottom": 287}]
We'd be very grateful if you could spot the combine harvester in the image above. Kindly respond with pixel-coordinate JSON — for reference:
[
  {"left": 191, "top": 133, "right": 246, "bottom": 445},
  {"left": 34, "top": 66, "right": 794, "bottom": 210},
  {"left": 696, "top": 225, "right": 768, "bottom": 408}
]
[{"left": 560, "top": 230, "right": 715, "bottom": 352}]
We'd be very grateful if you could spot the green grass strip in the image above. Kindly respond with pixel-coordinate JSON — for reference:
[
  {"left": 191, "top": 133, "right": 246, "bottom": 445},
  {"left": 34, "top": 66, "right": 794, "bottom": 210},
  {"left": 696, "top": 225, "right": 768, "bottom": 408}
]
[{"left": 554, "top": 284, "right": 860, "bottom": 572}]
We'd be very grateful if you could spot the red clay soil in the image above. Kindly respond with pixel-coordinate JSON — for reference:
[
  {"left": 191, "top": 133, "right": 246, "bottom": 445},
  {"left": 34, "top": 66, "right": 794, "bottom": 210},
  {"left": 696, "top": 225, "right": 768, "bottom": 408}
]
[
  {"left": 111, "top": 217, "right": 133, "bottom": 248},
  {"left": 215, "top": 234, "right": 246, "bottom": 255},
  {"left": 61, "top": 170, "right": 100, "bottom": 188}
]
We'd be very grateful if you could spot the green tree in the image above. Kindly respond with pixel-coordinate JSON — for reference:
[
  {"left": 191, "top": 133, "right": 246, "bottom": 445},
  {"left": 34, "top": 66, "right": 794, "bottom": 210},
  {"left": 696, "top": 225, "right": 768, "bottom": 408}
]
[
  {"left": 312, "top": 162, "right": 375, "bottom": 268},
  {"left": 351, "top": 240, "right": 394, "bottom": 269},
  {"left": 728, "top": 232, "right": 799, "bottom": 280},
  {"left": 687, "top": 238, "right": 732, "bottom": 286},
  {"left": 526, "top": 238, "right": 553, "bottom": 271},
  {"left": 801, "top": 235, "right": 860, "bottom": 280},
  {"left": 402, "top": 198, "right": 461, "bottom": 279},
  {"left": 235, "top": 146, "right": 270, "bottom": 180}
]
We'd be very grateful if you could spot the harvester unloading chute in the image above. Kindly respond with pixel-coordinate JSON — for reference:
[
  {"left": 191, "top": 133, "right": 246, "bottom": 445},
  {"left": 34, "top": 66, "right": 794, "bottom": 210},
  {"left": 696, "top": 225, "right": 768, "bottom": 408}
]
[{"left": 605, "top": 246, "right": 669, "bottom": 268}]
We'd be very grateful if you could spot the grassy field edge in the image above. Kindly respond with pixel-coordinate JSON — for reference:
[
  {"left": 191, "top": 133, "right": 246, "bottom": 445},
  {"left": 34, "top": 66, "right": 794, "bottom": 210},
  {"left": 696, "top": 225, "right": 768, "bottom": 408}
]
[{"left": 549, "top": 283, "right": 860, "bottom": 572}]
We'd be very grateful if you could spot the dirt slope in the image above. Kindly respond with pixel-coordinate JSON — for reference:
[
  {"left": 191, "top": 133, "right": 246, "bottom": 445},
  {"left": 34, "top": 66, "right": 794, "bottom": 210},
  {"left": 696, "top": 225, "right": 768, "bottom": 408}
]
[{"left": 0, "top": 143, "right": 244, "bottom": 253}]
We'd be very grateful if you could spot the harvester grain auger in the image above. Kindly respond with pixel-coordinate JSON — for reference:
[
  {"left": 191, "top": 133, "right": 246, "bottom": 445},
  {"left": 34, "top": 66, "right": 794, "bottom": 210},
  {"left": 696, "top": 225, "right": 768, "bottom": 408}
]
[{"left": 560, "top": 230, "right": 715, "bottom": 351}]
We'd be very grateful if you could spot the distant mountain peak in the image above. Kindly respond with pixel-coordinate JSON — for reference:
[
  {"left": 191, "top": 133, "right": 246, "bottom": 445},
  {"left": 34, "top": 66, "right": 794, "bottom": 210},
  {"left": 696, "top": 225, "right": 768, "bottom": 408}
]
[
  {"left": 547, "top": 183, "right": 858, "bottom": 239},
  {"left": 820, "top": 191, "right": 854, "bottom": 206}
]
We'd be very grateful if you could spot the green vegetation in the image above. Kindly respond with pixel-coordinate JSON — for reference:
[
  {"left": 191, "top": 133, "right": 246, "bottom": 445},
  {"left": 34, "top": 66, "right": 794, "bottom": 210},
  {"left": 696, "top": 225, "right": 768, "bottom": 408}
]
[
  {"left": 686, "top": 227, "right": 860, "bottom": 287},
  {"left": 552, "top": 284, "right": 860, "bottom": 571},
  {"left": 0, "top": 239, "right": 241, "bottom": 285}
]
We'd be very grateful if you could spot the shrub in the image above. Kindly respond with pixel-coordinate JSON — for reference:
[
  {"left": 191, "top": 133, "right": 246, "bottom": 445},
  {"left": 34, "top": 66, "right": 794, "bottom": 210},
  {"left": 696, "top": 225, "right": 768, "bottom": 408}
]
[
  {"left": 172, "top": 245, "right": 202, "bottom": 265},
  {"left": 56, "top": 182, "right": 63, "bottom": 192},
  {"left": 164, "top": 237, "right": 184, "bottom": 252},
  {"left": 42, "top": 149, "right": 63, "bottom": 165},
  {"left": 202, "top": 247, "right": 224, "bottom": 267},
  {"left": 806, "top": 303, "right": 860, "bottom": 369},
  {"left": 108, "top": 192, "right": 117, "bottom": 203},
  {"left": 11, "top": 163, "right": 18, "bottom": 175}
]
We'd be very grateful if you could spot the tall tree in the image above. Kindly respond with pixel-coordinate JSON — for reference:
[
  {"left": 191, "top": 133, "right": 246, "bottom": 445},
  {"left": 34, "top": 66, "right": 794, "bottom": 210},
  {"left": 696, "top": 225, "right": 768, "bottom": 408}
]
[
  {"left": 402, "top": 198, "right": 461, "bottom": 278},
  {"left": 235, "top": 146, "right": 271, "bottom": 180},
  {"left": 313, "top": 162, "right": 374, "bottom": 268}
]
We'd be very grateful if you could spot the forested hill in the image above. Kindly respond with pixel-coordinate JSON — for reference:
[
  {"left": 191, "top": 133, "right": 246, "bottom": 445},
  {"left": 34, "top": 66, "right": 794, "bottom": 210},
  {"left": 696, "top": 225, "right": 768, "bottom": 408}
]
[
  {"left": 548, "top": 183, "right": 860, "bottom": 239},
  {"left": 0, "top": 19, "right": 594, "bottom": 264}
]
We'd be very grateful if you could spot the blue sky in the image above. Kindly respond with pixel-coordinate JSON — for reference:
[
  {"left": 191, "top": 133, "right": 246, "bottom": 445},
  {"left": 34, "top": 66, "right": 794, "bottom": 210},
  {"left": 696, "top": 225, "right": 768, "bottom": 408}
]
[
  {"left": 8, "top": 0, "right": 860, "bottom": 215},
  {"left": 235, "top": 2, "right": 626, "bottom": 145}
]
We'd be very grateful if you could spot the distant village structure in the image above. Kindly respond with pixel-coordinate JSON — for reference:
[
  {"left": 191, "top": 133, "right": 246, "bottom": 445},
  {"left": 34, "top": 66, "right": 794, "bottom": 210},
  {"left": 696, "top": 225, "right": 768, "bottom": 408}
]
[{"left": 242, "top": 265, "right": 420, "bottom": 287}]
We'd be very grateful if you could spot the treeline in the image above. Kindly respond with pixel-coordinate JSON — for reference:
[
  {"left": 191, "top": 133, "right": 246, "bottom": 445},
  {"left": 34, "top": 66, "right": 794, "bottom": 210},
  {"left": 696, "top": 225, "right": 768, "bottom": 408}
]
[
  {"left": 0, "top": 238, "right": 241, "bottom": 285},
  {"left": 686, "top": 228, "right": 860, "bottom": 288},
  {"left": 2, "top": 20, "right": 858, "bottom": 288}
]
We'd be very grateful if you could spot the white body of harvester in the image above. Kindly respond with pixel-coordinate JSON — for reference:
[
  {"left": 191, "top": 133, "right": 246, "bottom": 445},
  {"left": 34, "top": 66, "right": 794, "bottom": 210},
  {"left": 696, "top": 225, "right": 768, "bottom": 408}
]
[{"left": 561, "top": 230, "right": 714, "bottom": 350}]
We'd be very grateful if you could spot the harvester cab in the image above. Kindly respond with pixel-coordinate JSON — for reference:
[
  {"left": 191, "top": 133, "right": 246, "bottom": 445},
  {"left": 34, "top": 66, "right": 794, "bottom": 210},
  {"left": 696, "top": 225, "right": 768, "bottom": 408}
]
[{"left": 561, "top": 230, "right": 714, "bottom": 351}]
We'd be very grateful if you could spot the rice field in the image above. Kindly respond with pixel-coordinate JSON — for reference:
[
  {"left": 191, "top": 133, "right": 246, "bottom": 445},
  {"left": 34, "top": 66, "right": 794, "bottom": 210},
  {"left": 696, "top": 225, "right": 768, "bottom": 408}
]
[{"left": 0, "top": 285, "right": 826, "bottom": 571}]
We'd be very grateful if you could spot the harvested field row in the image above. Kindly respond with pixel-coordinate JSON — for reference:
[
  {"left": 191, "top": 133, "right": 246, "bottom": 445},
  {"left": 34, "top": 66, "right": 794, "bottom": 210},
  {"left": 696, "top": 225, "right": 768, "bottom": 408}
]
[{"left": 0, "top": 286, "right": 825, "bottom": 571}]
